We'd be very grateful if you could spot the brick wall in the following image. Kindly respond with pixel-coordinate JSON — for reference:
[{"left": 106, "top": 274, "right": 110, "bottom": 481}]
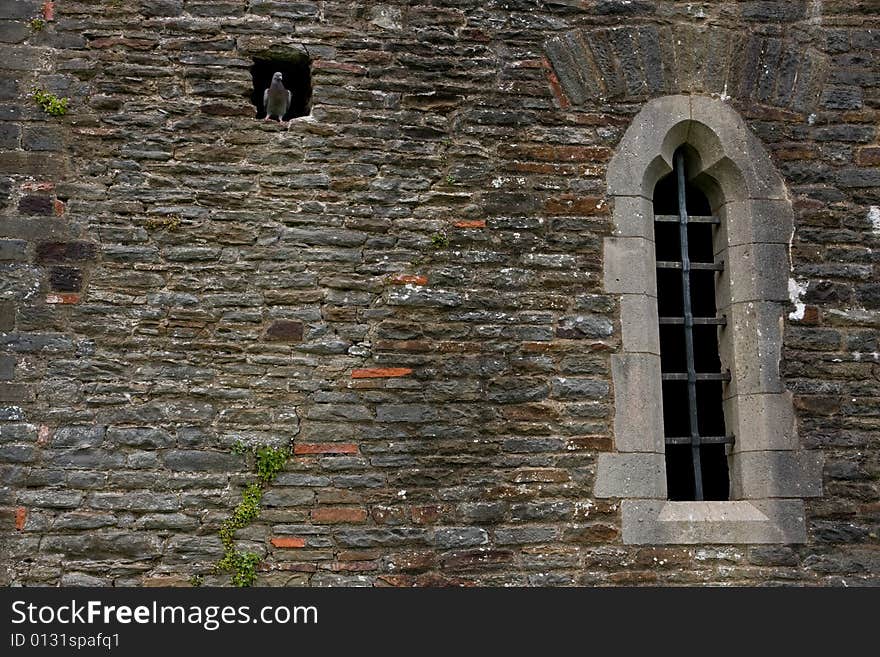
[{"left": 0, "top": 1, "right": 877, "bottom": 586}]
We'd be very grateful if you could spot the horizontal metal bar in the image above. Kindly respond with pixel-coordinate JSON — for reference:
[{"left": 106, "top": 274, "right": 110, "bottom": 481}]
[
  {"left": 661, "top": 371, "right": 732, "bottom": 382},
  {"left": 665, "top": 434, "right": 735, "bottom": 446},
  {"left": 655, "top": 214, "right": 720, "bottom": 225},
  {"left": 659, "top": 316, "right": 727, "bottom": 326},
  {"left": 656, "top": 261, "right": 724, "bottom": 271}
]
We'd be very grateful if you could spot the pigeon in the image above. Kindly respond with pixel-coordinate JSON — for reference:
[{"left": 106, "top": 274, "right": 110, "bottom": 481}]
[{"left": 263, "top": 71, "right": 291, "bottom": 123}]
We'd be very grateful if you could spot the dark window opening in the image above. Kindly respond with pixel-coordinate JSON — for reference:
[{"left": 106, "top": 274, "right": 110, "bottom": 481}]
[
  {"left": 654, "top": 147, "right": 731, "bottom": 502},
  {"left": 250, "top": 56, "right": 311, "bottom": 121}
]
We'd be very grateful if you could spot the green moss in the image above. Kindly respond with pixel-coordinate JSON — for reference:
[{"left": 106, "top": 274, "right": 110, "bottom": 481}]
[
  {"left": 33, "top": 89, "right": 69, "bottom": 116},
  {"left": 29, "top": 18, "right": 45, "bottom": 32},
  {"left": 430, "top": 233, "right": 450, "bottom": 249},
  {"left": 213, "top": 443, "right": 293, "bottom": 586},
  {"left": 255, "top": 445, "right": 290, "bottom": 484}
]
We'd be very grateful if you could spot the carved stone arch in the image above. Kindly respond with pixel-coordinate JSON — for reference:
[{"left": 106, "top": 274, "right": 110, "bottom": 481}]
[{"left": 596, "top": 95, "right": 822, "bottom": 545}]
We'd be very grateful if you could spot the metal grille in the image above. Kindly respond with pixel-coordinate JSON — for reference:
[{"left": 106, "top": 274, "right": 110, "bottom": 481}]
[{"left": 656, "top": 150, "right": 734, "bottom": 501}]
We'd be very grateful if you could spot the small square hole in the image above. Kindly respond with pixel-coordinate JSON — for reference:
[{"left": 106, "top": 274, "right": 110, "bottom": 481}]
[{"left": 250, "top": 55, "right": 311, "bottom": 121}]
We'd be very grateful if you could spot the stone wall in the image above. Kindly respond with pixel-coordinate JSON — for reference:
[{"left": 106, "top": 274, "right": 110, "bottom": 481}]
[{"left": 0, "top": 0, "right": 877, "bottom": 586}]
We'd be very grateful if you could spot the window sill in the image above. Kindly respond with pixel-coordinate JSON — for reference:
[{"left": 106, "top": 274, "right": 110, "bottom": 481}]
[{"left": 621, "top": 499, "right": 807, "bottom": 544}]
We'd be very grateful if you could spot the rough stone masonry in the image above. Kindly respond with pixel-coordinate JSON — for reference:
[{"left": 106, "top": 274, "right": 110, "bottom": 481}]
[{"left": 0, "top": 0, "right": 878, "bottom": 586}]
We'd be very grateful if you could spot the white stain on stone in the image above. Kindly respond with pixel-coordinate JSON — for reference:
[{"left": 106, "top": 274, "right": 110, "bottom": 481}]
[
  {"left": 788, "top": 278, "right": 808, "bottom": 320},
  {"left": 867, "top": 205, "right": 880, "bottom": 233}
]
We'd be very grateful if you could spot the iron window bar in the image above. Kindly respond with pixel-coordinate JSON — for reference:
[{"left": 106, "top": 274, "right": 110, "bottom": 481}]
[
  {"left": 665, "top": 435, "right": 735, "bottom": 446},
  {"left": 656, "top": 261, "right": 724, "bottom": 271},
  {"left": 655, "top": 149, "right": 736, "bottom": 501},
  {"left": 661, "top": 372, "right": 731, "bottom": 382},
  {"left": 659, "top": 316, "right": 727, "bottom": 326},
  {"left": 655, "top": 214, "right": 720, "bottom": 225}
]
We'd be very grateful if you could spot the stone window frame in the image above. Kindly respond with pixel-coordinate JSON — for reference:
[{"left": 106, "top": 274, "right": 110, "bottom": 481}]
[{"left": 595, "top": 95, "right": 823, "bottom": 544}]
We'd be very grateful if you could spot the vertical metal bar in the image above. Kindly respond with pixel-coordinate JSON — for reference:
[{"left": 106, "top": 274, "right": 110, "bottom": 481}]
[{"left": 675, "top": 150, "right": 704, "bottom": 501}]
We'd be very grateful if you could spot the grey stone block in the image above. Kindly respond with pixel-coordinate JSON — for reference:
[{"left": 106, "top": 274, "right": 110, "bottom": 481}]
[
  {"left": 717, "top": 243, "right": 790, "bottom": 305},
  {"left": 718, "top": 199, "right": 794, "bottom": 249},
  {"left": 487, "top": 378, "right": 549, "bottom": 404},
  {"left": 594, "top": 452, "right": 666, "bottom": 499},
  {"left": 375, "top": 404, "right": 438, "bottom": 423},
  {"left": 724, "top": 392, "right": 799, "bottom": 452},
  {"left": 720, "top": 301, "right": 785, "bottom": 396},
  {"left": 60, "top": 573, "right": 112, "bottom": 586},
  {"left": 603, "top": 237, "right": 657, "bottom": 295},
  {"left": 493, "top": 526, "right": 559, "bottom": 545},
  {"left": 619, "top": 294, "right": 660, "bottom": 354},
  {"left": 305, "top": 404, "right": 371, "bottom": 421},
  {"left": 730, "top": 450, "right": 824, "bottom": 499},
  {"left": 0, "top": 443, "right": 36, "bottom": 462},
  {"left": 621, "top": 499, "right": 808, "bottom": 544},
  {"left": 431, "top": 527, "right": 489, "bottom": 548},
  {"left": 550, "top": 377, "right": 609, "bottom": 400},
  {"left": 163, "top": 449, "right": 243, "bottom": 472},
  {"left": 261, "top": 488, "right": 315, "bottom": 507},
  {"left": 40, "top": 531, "right": 162, "bottom": 559},
  {"left": 611, "top": 353, "right": 664, "bottom": 453},
  {"left": 53, "top": 426, "right": 106, "bottom": 448},
  {"left": 612, "top": 195, "right": 655, "bottom": 240},
  {"left": 0, "top": 239, "right": 28, "bottom": 261},
  {"left": 556, "top": 314, "right": 613, "bottom": 339},
  {"left": 88, "top": 492, "right": 179, "bottom": 512},
  {"left": 18, "top": 490, "right": 83, "bottom": 508},
  {"left": 336, "top": 528, "right": 427, "bottom": 548},
  {"left": 52, "top": 512, "right": 118, "bottom": 530},
  {"left": 22, "top": 126, "right": 64, "bottom": 152}
]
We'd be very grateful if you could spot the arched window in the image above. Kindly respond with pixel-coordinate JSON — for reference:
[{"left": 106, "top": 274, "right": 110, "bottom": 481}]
[
  {"left": 595, "top": 96, "right": 822, "bottom": 544},
  {"left": 654, "top": 147, "right": 730, "bottom": 502}
]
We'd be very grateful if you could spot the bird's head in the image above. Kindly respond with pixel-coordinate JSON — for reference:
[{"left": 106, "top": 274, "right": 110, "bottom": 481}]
[{"left": 272, "top": 72, "right": 283, "bottom": 84}]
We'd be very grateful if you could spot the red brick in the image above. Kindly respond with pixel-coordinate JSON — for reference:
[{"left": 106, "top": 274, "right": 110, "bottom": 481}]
[
  {"left": 15, "top": 507, "right": 26, "bottom": 531},
  {"left": 351, "top": 367, "right": 412, "bottom": 379},
  {"left": 53, "top": 199, "right": 65, "bottom": 216},
  {"left": 37, "top": 426, "right": 51, "bottom": 446},
  {"left": 45, "top": 293, "right": 80, "bottom": 304},
  {"left": 453, "top": 219, "right": 486, "bottom": 229},
  {"left": 270, "top": 537, "right": 306, "bottom": 548},
  {"left": 311, "top": 507, "right": 368, "bottom": 524},
  {"left": 42, "top": 1, "right": 55, "bottom": 20},
  {"left": 293, "top": 443, "right": 359, "bottom": 455},
  {"left": 388, "top": 274, "right": 427, "bottom": 286}
]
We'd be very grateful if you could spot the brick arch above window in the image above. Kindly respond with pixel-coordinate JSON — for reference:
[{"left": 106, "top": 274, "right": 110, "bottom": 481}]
[
  {"left": 543, "top": 26, "right": 829, "bottom": 113},
  {"left": 596, "top": 95, "right": 823, "bottom": 544}
]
